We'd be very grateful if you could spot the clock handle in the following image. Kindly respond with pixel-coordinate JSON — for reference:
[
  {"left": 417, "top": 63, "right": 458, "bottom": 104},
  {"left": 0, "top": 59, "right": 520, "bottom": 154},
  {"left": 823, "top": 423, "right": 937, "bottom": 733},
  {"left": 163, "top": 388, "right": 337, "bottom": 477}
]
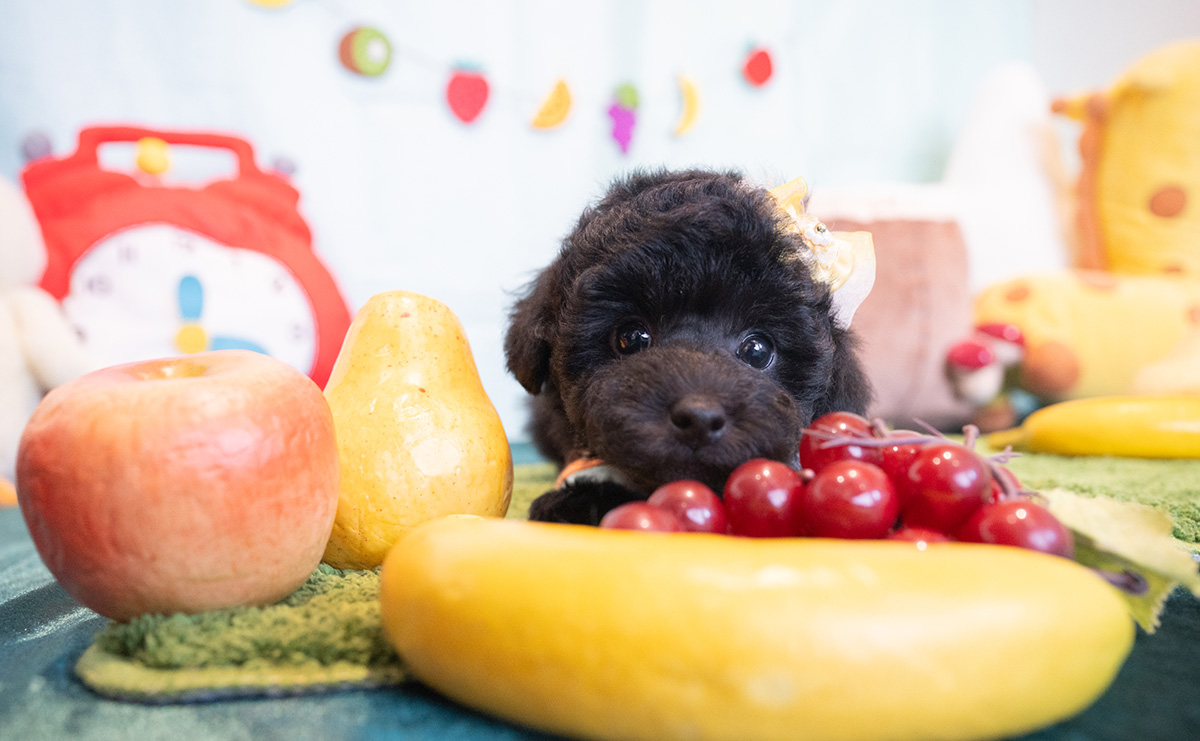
[{"left": 72, "top": 126, "right": 263, "bottom": 177}]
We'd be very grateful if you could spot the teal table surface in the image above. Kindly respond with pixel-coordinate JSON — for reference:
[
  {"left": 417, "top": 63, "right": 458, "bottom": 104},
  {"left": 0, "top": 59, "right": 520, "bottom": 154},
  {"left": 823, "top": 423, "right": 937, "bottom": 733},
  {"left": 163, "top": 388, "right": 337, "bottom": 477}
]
[{"left": 2, "top": 506, "right": 1197, "bottom": 740}]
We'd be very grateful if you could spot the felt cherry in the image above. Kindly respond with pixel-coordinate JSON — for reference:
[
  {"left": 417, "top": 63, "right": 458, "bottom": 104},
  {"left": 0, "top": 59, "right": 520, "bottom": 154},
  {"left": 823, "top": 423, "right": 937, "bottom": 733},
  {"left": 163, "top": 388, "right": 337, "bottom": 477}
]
[{"left": 743, "top": 47, "right": 773, "bottom": 87}]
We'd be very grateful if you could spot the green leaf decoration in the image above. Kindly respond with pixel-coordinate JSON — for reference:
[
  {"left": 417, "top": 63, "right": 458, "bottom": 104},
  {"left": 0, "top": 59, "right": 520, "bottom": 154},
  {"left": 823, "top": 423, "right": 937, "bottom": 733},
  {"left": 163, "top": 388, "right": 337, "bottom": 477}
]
[{"left": 1040, "top": 488, "right": 1200, "bottom": 633}]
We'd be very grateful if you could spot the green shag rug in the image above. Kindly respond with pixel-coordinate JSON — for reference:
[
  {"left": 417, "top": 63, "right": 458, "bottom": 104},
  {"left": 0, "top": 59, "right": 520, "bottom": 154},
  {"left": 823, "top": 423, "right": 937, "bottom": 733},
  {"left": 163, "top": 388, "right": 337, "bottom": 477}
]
[
  {"left": 987, "top": 449, "right": 1200, "bottom": 544},
  {"left": 77, "top": 454, "right": 1200, "bottom": 703},
  {"left": 75, "top": 565, "right": 405, "bottom": 702}
]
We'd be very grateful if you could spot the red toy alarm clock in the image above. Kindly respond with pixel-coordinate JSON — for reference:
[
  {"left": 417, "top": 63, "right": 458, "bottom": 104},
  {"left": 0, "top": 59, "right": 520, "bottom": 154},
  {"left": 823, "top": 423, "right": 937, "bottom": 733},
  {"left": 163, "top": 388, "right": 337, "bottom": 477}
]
[{"left": 22, "top": 126, "right": 351, "bottom": 387}]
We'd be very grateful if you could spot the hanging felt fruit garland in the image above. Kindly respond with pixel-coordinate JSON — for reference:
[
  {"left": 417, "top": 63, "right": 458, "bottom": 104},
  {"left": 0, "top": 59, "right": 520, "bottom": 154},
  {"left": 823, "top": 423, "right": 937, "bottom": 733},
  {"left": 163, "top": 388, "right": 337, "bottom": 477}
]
[
  {"left": 319, "top": 17, "right": 792, "bottom": 147},
  {"left": 608, "top": 83, "right": 639, "bottom": 154},
  {"left": 447, "top": 65, "right": 490, "bottom": 124}
]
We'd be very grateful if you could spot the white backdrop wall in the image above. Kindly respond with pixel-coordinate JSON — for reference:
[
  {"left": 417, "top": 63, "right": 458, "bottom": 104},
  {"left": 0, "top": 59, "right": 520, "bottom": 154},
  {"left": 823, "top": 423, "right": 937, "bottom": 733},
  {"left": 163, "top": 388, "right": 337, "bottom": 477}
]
[{"left": 2, "top": 0, "right": 1198, "bottom": 442}]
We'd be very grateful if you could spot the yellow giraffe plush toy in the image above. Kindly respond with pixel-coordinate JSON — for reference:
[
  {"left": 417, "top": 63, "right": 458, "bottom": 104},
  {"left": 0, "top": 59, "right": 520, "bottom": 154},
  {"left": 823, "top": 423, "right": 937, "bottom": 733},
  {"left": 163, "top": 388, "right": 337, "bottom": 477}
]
[{"left": 948, "top": 41, "right": 1200, "bottom": 429}]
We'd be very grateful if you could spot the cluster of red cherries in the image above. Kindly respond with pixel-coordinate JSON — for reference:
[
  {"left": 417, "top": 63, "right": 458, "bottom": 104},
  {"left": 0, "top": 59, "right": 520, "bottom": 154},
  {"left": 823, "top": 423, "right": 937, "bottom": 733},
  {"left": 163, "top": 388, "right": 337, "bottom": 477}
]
[{"left": 600, "top": 412, "right": 1075, "bottom": 559}]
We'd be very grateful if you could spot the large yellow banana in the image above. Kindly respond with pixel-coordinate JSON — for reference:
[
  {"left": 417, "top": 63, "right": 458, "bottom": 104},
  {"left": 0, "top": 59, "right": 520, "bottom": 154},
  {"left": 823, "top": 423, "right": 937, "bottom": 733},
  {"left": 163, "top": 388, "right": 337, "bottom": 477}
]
[
  {"left": 987, "top": 395, "right": 1200, "bottom": 458},
  {"left": 380, "top": 516, "right": 1133, "bottom": 741}
]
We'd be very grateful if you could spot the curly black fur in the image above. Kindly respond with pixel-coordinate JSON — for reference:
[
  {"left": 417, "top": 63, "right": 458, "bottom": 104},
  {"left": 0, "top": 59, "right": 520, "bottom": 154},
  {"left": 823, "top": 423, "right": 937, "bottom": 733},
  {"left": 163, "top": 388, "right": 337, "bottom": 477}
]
[{"left": 505, "top": 169, "right": 872, "bottom": 524}]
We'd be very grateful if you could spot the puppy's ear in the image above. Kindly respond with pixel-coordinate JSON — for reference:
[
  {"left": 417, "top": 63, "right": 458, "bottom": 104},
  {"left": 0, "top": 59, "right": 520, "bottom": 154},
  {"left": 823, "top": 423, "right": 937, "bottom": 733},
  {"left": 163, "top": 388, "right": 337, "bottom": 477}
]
[
  {"left": 505, "top": 264, "right": 562, "bottom": 394},
  {"left": 815, "top": 327, "right": 874, "bottom": 418}
]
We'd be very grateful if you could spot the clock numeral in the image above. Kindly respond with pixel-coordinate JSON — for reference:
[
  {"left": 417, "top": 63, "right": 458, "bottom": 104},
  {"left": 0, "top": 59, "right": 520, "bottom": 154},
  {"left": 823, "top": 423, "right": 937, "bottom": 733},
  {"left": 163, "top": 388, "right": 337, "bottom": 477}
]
[
  {"left": 118, "top": 243, "right": 136, "bottom": 263},
  {"left": 86, "top": 275, "right": 112, "bottom": 295},
  {"left": 273, "top": 275, "right": 288, "bottom": 292},
  {"left": 291, "top": 323, "right": 309, "bottom": 341}
]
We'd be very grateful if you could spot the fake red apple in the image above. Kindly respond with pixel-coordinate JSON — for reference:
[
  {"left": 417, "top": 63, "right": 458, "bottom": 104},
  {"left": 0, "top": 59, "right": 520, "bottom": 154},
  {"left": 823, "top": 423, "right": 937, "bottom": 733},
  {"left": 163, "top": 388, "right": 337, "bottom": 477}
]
[{"left": 16, "top": 350, "right": 340, "bottom": 622}]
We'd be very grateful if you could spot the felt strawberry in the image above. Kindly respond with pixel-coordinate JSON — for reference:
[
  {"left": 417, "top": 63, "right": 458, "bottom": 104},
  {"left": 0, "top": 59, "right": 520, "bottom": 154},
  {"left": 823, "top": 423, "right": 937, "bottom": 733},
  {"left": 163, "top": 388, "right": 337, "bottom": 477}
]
[{"left": 447, "top": 68, "right": 489, "bottom": 124}]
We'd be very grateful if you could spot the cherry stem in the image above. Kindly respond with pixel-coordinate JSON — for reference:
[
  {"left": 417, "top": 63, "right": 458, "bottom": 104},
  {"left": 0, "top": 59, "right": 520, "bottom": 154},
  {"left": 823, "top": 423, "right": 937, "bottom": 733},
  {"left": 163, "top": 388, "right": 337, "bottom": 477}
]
[
  {"left": 911, "top": 418, "right": 947, "bottom": 438},
  {"left": 989, "top": 460, "right": 1021, "bottom": 500},
  {"left": 962, "top": 425, "right": 979, "bottom": 450},
  {"left": 800, "top": 428, "right": 852, "bottom": 441},
  {"left": 989, "top": 447, "right": 1021, "bottom": 465},
  {"left": 816, "top": 433, "right": 942, "bottom": 449}
]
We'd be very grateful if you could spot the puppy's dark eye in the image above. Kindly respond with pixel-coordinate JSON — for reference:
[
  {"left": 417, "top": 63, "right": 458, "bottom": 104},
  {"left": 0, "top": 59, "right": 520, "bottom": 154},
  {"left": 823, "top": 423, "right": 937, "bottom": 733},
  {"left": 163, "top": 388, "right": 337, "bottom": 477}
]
[
  {"left": 613, "top": 321, "right": 652, "bottom": 355},
  {"left": 736, "top": 334, "right": 775, "bottom": 369}
]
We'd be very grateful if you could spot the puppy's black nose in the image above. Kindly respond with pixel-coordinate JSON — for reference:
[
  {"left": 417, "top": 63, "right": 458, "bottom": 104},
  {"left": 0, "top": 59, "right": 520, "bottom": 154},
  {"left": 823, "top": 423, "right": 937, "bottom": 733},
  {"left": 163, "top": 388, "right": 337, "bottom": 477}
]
[{"left": 669, "top": 395, "right": 727, "bottom": 449}]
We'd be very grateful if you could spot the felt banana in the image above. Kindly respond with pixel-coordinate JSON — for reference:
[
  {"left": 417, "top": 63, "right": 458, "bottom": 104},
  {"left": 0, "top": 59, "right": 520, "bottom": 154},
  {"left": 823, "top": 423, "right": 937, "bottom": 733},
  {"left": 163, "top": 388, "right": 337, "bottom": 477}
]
[
  {"left": 987, "top": 395, "right": 1200, "bottom": 458},
  {"left": 380, "top": 516, "right": 1133, "bottom": 741}
]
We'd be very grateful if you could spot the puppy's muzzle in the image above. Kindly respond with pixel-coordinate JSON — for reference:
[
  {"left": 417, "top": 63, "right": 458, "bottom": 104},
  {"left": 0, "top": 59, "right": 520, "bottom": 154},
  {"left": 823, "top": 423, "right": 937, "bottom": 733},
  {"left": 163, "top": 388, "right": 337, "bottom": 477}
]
[{"left": 577, "top": 346, "right": 802, "bottom": 493}]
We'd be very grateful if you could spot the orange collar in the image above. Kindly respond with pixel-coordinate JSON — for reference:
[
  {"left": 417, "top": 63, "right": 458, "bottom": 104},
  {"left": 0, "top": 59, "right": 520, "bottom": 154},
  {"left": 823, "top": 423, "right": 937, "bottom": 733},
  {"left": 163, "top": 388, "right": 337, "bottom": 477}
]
[{"left": 554, "top": 457, "right": 635, "bottom": 490}]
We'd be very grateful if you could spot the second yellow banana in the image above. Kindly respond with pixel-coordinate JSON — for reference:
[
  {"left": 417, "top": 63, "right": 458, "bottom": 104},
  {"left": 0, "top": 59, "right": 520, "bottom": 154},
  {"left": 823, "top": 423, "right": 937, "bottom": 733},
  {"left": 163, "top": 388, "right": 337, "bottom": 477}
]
[{"left": 987, "top": 395, "right": 1200, "bottom": 458}]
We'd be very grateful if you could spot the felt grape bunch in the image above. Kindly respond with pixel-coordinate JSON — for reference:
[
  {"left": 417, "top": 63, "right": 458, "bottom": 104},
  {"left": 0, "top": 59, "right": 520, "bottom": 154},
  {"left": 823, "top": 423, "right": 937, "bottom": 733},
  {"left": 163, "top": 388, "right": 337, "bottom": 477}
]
[{"left": 601, "top": 412, "right": 1075, "bottom": 560}]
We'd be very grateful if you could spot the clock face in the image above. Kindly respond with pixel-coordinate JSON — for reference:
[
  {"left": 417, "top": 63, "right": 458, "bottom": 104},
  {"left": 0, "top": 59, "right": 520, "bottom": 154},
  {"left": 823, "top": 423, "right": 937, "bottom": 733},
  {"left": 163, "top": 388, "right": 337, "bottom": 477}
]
[{"left": 63, "top": 223, "right": 318, "bottom": 374}]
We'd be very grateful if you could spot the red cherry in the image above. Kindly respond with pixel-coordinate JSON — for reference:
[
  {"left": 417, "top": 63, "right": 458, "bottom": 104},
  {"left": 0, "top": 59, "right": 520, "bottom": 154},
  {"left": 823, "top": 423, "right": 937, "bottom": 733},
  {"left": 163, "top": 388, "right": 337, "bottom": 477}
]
[
  {"left": 958, "top": 499, "right": 1074, "bottom": 558},
  {"left": 799, "top": 461, "right": 899, "bottom": 539},
  {"left": 887, "top": 527, "right": 953, "bottom": 546},
  {"left": 743, "top": 47, "right": 773, "bottom": 87},
  {"left": 875, "top": 430, "right": 926, "bottom": 497},
  {"left": 799, "top": 411, "right": 879, "bottom": 474},
  {"left": 447, "top": 68, "right": 489, "bottom": 123},
  {"left": 647, "top": 480, "right": 728, "bottom": 534},
  {"left": 722, "top": 459, "right": 804, "bottom": 538},
  {"left": 899, "top": 443, "right": 992, "bottom": 534},
  {"left": 598, "top": 502, "right": 685, "bottom": 533}
]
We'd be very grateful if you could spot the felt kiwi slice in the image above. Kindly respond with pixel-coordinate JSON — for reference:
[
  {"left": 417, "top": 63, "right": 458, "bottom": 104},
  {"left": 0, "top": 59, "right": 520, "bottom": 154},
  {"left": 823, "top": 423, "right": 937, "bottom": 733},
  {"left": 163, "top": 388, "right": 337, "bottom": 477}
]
[{"left": 339, "top": 27, "right": 392, "bottom": 77}]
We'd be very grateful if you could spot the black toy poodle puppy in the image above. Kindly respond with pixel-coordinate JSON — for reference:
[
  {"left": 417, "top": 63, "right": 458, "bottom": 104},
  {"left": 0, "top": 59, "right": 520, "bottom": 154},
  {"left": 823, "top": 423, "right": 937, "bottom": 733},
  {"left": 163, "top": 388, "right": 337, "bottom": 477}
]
[{"left": 505, "top": 169, "right": 872, "bottom": 525}]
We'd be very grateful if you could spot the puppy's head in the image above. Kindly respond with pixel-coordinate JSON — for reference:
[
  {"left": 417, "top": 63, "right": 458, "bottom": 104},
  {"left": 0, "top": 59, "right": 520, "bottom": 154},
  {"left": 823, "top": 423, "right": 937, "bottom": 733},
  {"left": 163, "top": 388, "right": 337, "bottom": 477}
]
[{"left": 506, "top": 169, "right": 871, "bottom": 493}]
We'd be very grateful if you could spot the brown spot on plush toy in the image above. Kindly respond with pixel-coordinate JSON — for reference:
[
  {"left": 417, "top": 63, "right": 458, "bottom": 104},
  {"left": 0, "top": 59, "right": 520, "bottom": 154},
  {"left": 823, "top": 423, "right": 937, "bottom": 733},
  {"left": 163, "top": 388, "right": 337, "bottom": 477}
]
[
  {"left": 1149, "top": 185, "right": 1187, "bottom": 218},
  {"left": 1004, "top": 283, "right": 1032, "bottom": 303}
]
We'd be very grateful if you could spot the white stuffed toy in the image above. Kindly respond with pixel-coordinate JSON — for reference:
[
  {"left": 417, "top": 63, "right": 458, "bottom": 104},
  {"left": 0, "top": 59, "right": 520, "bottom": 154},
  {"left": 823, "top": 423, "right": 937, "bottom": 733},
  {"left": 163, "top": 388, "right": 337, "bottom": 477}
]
[{"left": 0, "top": 174, "right": 96, "bottom": 485}]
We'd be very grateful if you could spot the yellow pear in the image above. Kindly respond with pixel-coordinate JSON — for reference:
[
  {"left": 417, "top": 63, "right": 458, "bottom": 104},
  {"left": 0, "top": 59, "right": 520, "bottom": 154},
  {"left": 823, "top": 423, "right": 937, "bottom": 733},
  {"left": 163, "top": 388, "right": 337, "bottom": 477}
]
[{"left": 322, "top": 290, "right": 512, "bottom": 569}]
